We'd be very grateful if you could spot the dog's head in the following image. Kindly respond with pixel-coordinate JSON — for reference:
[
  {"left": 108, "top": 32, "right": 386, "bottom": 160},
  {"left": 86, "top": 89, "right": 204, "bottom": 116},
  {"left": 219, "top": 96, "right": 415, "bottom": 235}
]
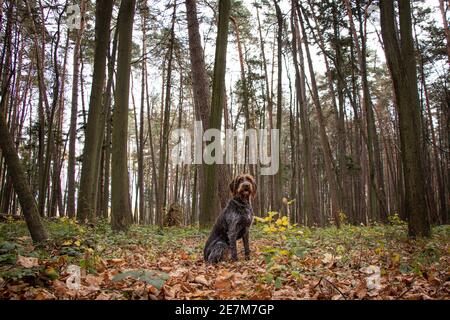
[{"left": 229, "top": 174, "right": 257, "bottom": 200}]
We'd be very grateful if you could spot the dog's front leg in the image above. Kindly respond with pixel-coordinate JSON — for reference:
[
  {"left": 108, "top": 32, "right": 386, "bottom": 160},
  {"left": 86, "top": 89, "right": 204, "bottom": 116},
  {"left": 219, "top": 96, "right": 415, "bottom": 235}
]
[
  {"left": 243, "top": 228, "right": 250, "bottom": 260},
  {"left": 227, "top": 224, "right": 238, "bottom": 261}
]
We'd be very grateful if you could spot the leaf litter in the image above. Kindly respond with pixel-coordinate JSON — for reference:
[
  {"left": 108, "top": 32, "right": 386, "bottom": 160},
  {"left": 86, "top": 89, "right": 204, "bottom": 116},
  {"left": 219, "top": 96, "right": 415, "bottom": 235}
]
[{"left": 0, "top": 219, "right": 448, "bottom": 300}]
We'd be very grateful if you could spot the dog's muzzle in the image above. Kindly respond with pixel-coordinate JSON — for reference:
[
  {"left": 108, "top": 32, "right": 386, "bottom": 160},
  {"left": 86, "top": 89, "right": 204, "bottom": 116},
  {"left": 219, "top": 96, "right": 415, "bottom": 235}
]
[{"left": 239, "top": 182, "right": 252, "bottom": 194}]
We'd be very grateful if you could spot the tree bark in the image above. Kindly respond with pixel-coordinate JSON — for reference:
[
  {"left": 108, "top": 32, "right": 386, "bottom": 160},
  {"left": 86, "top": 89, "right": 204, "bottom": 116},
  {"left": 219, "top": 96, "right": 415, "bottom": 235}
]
[
  {"left": 380, "top": 0, "right": 430, "bottom": 237},
  {"left": 77, "top": 0, "right": 114, "bottom": 222},
  {"left": 298, "top": 3, "right": 341, "bottom": 227},
  {"left": 273, "top": 0, "right": 283, "bottom": 214},
  {"left": 199, "top": 0, "right": 231, "bottom": 228},
  {"left": 67, "top": 0, "right": 85, "bottom": 218},
  {"left": 111, "top": 0, "right": 136, "bottom": 231},
  {"left": 0, "top": 112, "right": 47, "bottom": 242},
  {"left": 290, "top": 0, "right": 319, "bottom": 226}
]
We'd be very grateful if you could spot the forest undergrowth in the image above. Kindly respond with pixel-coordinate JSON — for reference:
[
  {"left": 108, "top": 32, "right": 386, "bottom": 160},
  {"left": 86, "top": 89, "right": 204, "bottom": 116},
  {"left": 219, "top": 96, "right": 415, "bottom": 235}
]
[{"left": 0, "top": 215, "right": 448, "bottom": 300}]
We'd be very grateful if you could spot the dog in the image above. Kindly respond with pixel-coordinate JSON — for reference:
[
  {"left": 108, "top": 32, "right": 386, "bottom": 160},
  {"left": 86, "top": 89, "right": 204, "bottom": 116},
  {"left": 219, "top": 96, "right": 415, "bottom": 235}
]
[{"left": 204, "top": 174, "right": 257, "bottom": 263}]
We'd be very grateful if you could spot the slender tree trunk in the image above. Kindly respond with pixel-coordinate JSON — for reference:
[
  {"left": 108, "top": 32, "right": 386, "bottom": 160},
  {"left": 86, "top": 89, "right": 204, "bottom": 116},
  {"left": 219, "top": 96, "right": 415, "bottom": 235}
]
[
  {"left": 101, "top": 26, "right": 118, "bottom": 220},
  {"left": 67, "top": 0, "right": 85, "bottom": 218},
  {"left": 0, "top": 111, "right": 47, "bottom": 241},
  {"left": 291, "top": 1, "right": 319, "bottom": 226},
  {"left": 256, "top": 4, "right": 274, "bottom": 209},
  {"left": 138, "top": 7, "right": 147, "bottom": 224},
  {"left": 199, "top": 0, "right": 231, "bottom": 228},
  {"left": 186, "top": 0, "right": 230, "bottom": 218},
  {"left": 77, "top": 0, "right": 114, "bottom": 222},
  {"left": 156, "top": 1, "right": 177, "bottom": 227},
  {"left": 380, "top": 0, "right": 430, "bottom": 237},
  {"left": 298, "top": 4, "right": 341, "bottom": 227},
  {"left": 111, "top": 0, "right": 137, "bottom": 231},
  {"left": 273, "top": 0, "right": 283, "bottom": 213},
  {"left": 438, "top": 0, "right": 450, "bottom": 65},
  {"left": 344, "top": 0, "right": 387, "bottom": 222}
]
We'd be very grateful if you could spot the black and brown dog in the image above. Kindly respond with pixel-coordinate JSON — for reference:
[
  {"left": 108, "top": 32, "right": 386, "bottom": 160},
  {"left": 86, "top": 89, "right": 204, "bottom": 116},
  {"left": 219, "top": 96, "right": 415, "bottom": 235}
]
[{"left": 204, "top": 174, "right": 257, "bottom": 263}]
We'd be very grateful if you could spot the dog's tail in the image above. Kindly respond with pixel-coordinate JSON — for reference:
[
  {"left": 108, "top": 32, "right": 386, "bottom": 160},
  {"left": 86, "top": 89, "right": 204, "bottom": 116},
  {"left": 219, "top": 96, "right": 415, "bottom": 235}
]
[{"left": 204, "top": 240, "right": 228, "bottom": 264}]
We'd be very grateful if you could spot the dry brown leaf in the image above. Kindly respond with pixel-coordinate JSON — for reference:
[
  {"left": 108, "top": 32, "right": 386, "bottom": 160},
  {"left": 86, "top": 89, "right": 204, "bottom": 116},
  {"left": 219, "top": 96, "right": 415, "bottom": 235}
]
[
  {"left": 85, "top": 274, "right": 103, "bottom": 289},
  {"left": 160, "top": 266, "right": 172, "bottom": 272},
  {"left": 17, "top": 255, "right": 39, "bottom": 268},
  {"left": 170, "top": 267, "right": 188, "bottom": 278},
  {"left": 180, "top": 251, "right": 189, "bottom": 260},
  {"left": 194, "top": 275, "right": 209, "bottom": 286},
  {"left": 355, "top": 281, "right": 367, "bottom": 299},
  {"left": 214, "top": 276, "right": 233, "bottom": 290},
  {"left": 17, "top": 236, "right": 31, "bottom": 242},
  {"left": 95, "top": 292, "right": 113, "bottom": 300},
  {"left": 35, "top": 289, "right": 56, "bottom": 300},
  {"left": 107, "top": 258, "right": 124, "bottom": 265}
]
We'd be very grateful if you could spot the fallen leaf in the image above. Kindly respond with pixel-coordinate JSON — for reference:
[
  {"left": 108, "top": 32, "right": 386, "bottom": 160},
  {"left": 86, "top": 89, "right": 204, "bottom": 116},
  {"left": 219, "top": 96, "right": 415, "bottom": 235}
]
[
  {"left": 17, "top": 255, "right": 39, "bottom": 268},
  {"left": 355, "top": 283, "right": 367, "bottom": 299},
  {"left": 107, "top": 258, "right": 124, "bottom": 265},
  {"left": 95, "top": 292, "right": 113, "bottom": 300},
  {"left": 169, "top": 267, "right": 188, "bottom": 278},
  {"left": 322, "top": 253, "right": 333, "bottom": 264},
  {"left": 85, "top": 274, "right": 103, "bottom": 289},
  {"left": 194, "top": 275, "right": 209, "bottom": 286},
  {"left": 214, "top": 276, "right": 233, "bottom": 290}
]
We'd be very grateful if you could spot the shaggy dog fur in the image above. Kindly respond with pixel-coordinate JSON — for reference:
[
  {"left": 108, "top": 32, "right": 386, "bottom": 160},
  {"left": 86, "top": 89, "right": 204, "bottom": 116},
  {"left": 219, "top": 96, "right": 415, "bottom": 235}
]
[{"left": 204, "top": 174, "right": 257, "bottom": 263}]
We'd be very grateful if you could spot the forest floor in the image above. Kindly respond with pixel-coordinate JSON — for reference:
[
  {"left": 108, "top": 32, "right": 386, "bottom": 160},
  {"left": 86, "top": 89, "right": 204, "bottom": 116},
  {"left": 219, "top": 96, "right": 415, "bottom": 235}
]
[{"left": 0, "top": 216, "right": 449, "bottom": 300}]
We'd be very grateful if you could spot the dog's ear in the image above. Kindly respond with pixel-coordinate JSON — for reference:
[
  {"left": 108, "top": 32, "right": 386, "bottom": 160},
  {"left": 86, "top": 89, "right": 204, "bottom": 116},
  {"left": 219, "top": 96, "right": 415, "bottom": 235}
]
[
  {"left": 229, "top": 176, "right": 238, "bottom": 195},
  {"left": 249, "top": 175, "right": 257, "bottom": 198}
]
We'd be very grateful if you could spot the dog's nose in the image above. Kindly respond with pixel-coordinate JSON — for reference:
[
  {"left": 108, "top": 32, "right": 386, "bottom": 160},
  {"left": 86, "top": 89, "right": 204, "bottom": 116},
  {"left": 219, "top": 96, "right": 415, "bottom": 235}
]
[{"left": 242, "top": 182, "right": 251, "bottom": 190}]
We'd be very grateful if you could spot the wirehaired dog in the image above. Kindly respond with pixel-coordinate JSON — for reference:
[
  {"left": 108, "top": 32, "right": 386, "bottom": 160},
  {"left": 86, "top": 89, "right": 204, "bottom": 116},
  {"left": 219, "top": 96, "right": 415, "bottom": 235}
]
[{"left": 204, "top": 174, "right": 257, "bottom": 263}]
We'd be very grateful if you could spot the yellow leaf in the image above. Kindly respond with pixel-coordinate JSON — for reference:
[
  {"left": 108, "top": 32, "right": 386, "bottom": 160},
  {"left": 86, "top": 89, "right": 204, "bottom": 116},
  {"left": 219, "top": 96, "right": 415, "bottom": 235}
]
[
  {"left": 392, "top": 253, "right": 400, "bottom": 264},
  {"left": 254, "top": 216, "right": 265, "bottom": 223},
  {"left": 44, "top": 267, "right": 59, "bottom": 280},
  {"left": 74, "top": 240, "right": 81, "bottom": 247},
  {"left": 62, "top": 240, "right": 73, "bottom": 246}
]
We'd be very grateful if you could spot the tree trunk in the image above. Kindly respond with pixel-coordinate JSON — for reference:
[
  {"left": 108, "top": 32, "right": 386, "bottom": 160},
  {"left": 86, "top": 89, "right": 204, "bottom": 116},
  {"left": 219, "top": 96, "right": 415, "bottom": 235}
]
[
  {"left": 77, "top": 0, "right": 114, "bottom": 222},
  {"left": 101, "top": 25, "right": 119, "bottom": 220},
  {"left": 0, "top": 112, "right": 47, "bottom": 242},
  {"left": 380, "top": 0, "right": 430, "bottom": 237},
  {"left": 273, "top": 0, "right": 283, "bottom": 213},
  {"left": 199, "top": 0, "right": 231, "bottom": 228},
  {"left": 156, "top": 2, "right": 177, "bottom": 227},
  {"left": 67, "top": 0, "right": 85, "bottom": 218},
  {"left": 438, "top": 0, "right": 450, "bottom": 65},
  {"left": 138, "top": 7, "right": 148, "bottom": 224},
  {"left": 290, "top": 0, "right": 319, "bottom": 226},
  {"left": 111, "top": 0, "right": 136, "bottom": 231},
  {"left": 298, "top": 3, "right": 341, "bottom": 227}
]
